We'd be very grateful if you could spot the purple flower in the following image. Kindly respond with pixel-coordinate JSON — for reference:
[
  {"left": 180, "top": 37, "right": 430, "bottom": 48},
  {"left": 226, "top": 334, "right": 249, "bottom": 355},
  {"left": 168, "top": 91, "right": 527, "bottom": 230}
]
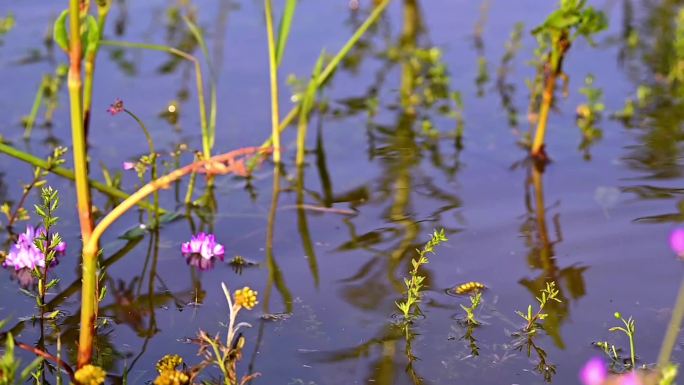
[
  {"left": 670, "top": 228, "right": 684, "bottom": 257},
  {"left": 2, "top": 225, "right": 66, "bottom": 271},
  {"left": 122, "top": 161, "right": 135, "bottom": 170},
  {"left": 580, "top": 357, "right": 607, "bottom": 385},
  {"left": 181, "top": 232, "right": 225, "bottom": 270},
  {"left": 107, "top": 98, "right": 124, "bottom": 116}
]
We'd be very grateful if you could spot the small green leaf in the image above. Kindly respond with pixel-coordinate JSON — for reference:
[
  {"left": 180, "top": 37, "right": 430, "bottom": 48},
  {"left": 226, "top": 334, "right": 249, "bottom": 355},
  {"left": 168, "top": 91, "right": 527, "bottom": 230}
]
[{"left": 53, "top": 10, "right": 69, "bottom": 52}]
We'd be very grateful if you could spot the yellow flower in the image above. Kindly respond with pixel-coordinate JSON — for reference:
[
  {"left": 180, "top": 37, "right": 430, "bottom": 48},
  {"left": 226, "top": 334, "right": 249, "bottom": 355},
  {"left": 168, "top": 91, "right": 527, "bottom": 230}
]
[
  {"left": 74, "top": 365, "right": 106, "bottom": 385},
  {"left": 234, "top": 286, "right": 258, "bottom": 310},
  {"left": 153, "top": 370, "right": 189, "bottom": 385},
  {"left": 155, "top": 354, "right": 183, "bottom": 373}
]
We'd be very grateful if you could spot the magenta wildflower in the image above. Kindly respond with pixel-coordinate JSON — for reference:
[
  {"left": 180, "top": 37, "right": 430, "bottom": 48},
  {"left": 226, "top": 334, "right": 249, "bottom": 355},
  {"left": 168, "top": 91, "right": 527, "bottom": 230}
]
[
  {"left": 181, "top": 232, "right": 225, "bottom": 270},
  {"left": 580, "top": 357, "right": 608, "bottom": 385},
  {"left": 2, "top": 225, "right": 66, "bottom": 271},
  {"left": 122, "top": 161, "right": 135, "bottom": 170},
  {"left": 107, "top": 98, "right": 125, "bottom": 116},
  {"left": 670, "top": 228, "right": 684, "bottom": 258}
]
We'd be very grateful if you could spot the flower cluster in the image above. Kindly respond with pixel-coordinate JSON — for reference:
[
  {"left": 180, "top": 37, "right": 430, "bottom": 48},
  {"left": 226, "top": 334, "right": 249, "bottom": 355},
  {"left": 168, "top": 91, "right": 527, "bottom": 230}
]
[
  {"left": 156, "top": 354, "right": 183, "bottom": 373},
  {"left": 107, "top": 98, "right": 124, "bottom": 116},
  {"left": 181, "top": 233, "right": 225, "bottom": 270},
  {"left": 153, "top": 370, "right": 189, "bottom": 385},
  {"left": 234, "top": 286, "right": 258, "bottom": 310},
  {"left": 74, "top": 365, "right": 106, "bottom": 385},
  {"left": 2, "top": 225, "right": 66, "bottom": 271}
]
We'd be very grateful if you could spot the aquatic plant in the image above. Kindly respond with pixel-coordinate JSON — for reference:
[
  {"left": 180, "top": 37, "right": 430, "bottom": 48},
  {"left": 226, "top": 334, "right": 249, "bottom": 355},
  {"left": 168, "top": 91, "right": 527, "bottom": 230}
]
[
  {"left": 576, "top": 74, "right": 605, "bottom": 159},
  {"left": 74, "top": 364, "right": 106, "bottom": 385},
  {"left": 196, "top": 283, "right": 259, "bottom": 385},
  {"left": 528, "top": 0, "right": 607, "bottom": 159},
  {"left": 460, "top": 292, "right": 482, "bottom": 326},
  {"left": 396, "top": 229, "right": 448, "bottom": 320},
  {"left": 516, "top": 281, "right": 561, "bottom": 333},
  {"left": 610, "top": 312, "right": 637, "bottom": 369},
  {"left": 0, "top": 332, "right": 42, "bottom": 385}
]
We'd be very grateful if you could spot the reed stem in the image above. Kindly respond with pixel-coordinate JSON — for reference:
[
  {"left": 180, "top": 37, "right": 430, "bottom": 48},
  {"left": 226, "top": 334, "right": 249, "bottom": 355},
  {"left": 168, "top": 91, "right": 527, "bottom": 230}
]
[
  {"left": 264, "top": 0, "right": 282, "bottom": 164},
  {"left": 530, "top": 73, "right": 556, "bottom": 158}
]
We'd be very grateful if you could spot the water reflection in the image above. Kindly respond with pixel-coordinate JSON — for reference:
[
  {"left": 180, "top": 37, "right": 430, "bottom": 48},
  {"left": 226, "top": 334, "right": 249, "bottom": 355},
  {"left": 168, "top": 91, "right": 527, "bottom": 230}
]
[{"left": 518, "top": 162, "right": 587, "bottom": 352}]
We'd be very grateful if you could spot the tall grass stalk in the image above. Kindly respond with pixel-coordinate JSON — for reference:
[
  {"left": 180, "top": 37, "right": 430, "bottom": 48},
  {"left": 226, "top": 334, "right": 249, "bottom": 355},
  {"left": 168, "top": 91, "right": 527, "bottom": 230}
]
[
  {"left": 264, "top": 0, "right": 282, "bottom": 164},
  {"left": 66, "top": 0, "right": 96, "bottom": 368},
  {"left": 256, "top": 0, "right": 391, "bottom": 159},
  {"left": 275, "top": 0, "right": 297, "bottom": 66},
  {"left": 83, "top": 0, "right": 111, "bottom": 136}
]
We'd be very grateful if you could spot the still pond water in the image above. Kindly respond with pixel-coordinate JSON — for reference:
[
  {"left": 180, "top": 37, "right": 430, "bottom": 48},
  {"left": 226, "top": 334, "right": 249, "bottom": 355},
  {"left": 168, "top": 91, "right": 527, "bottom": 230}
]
[{"left": 0, "top": 1, "right": 683, "bottom": 384}]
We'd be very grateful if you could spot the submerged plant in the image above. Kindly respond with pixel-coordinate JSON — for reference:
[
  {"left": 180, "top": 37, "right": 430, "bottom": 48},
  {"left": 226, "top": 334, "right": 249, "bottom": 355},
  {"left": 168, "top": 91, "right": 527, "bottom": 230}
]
[
  {"left": 396, "top": 229, "right": 448, "bottom": 320},
  {"left": 516, "top": 281, "right": 562, "bottom": 333},
  {"left": 576, "top": 74, "right": 605, "bottom": 159}
]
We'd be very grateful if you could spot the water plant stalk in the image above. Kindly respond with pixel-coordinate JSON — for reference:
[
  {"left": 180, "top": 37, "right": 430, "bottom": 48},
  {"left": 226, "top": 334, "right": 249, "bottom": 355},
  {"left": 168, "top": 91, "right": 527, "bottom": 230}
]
[
  {"left": 256, "top": 0, "right": 391, "bottom": 155},
  {"left": 530, "top": 73, "right": 556, "bottom": 158},
  {"left": 68, "top": 0, "right": 96, "bottom": 367},
  {"left": 264, "top": 0, "right": 282, "bottom": 164},
  {"left": 83, "top": 0, "right": 111, "bottom": 137}
]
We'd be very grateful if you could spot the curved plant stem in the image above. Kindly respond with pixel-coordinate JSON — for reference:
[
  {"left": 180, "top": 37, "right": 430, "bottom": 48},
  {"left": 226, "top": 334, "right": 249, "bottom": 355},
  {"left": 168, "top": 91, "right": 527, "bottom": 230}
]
[
  {"left": 16, "top": 341, "right": 75, "bottom": 382},
  {"left": 77, "top": 147, "right": 267, "bottom": 364},
  {"left": 100, "top": 40, "right": 212, "bottom": 160}
]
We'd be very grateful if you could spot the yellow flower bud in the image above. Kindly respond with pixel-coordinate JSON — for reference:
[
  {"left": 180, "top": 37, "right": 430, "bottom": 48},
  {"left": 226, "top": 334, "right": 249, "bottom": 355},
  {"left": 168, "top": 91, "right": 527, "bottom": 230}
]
[
  {"left": 234, "top": 286, "right": 258, "bottom": 310},
  {"left": 155, "top": 354, "right": 183, "bottom": 374},
  {"left": 153, "top": 370, "right": 189, "bottom": 385}
]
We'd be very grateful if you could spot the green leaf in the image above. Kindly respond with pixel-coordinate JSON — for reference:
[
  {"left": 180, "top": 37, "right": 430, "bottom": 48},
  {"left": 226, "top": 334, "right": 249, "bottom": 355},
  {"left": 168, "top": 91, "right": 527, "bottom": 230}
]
[
  {"left": 83, "top": 15, "right": 100, "bottom": 56},
  {"left": 275, "top": 0, "right": 297, "bottom": 66},
  {"left": 53, "top": 10, "right": 69, "bottom": 52}
]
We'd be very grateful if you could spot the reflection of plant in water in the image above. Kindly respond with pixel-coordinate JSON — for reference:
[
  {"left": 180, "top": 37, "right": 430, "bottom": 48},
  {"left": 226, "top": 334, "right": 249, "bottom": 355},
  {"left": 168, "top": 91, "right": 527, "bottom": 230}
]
[
  {"left": 518, "top": 162, "right": 588, "bottom": 349},
  {"left": 576, "top": 74, "right": 605, "bottom": 160},
  {"left": 497, "top": 22, "right": 524, "bottom": 129}
]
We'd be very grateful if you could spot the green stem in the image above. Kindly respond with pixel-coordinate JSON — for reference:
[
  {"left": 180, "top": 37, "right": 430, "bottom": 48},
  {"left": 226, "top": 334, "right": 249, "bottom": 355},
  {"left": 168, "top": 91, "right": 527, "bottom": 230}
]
[
  {"left": 255, "top": 0, "right": 391, "bottom": 160},
  {"left": 123, "top": 108, "right": 158, "bottom": 219},
  {"left": 83, "top": 3, "right": 111, "bottom": 138},
  {"left": 657, "top": 277, "right": 684, "bottom": 367},
  {"left": 0, "top": 142, "right": 164, "bottom": 212},
  {"left": 24, "top": 77, "right": 46, "bottom": 139},
  {"left": 100, "top": 40, "right": 211, "bottom": 159},
  {"left": 264, "top": 0, "right": 282, "bottom": 164},
  {"left": 628, "top": 330, "right": 635, "bottom": 369}
]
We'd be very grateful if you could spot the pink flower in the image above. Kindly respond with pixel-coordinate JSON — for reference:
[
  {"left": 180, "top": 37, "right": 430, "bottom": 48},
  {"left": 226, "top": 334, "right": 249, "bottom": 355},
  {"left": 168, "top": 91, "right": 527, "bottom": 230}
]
[
  {"left": 3, "top": 225, "right": 66, "bottom": 271},
  {"left": 122, "top": 161, "right": 135, "bottom": 170},
  {"left": 107, "top": 98, "right": 124, "bottom": 116},
  {"left": 580, "top": 357, "right": 607, "bottom": 385},
  {"left": 181, "top": 232, "right": 225, "bottom": 270},
  {"left": 670, "top": 228, "right": 684, "bottom": 257}
]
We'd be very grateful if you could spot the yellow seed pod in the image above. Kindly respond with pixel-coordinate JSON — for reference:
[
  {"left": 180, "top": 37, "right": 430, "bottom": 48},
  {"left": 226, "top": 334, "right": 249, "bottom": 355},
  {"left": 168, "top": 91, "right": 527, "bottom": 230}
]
[
  {"left": 234, "top": 286, "right": 258, "bottom": 310},
  {"left": 153, "top": 370, "right": 189, "bottom": 385}
]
